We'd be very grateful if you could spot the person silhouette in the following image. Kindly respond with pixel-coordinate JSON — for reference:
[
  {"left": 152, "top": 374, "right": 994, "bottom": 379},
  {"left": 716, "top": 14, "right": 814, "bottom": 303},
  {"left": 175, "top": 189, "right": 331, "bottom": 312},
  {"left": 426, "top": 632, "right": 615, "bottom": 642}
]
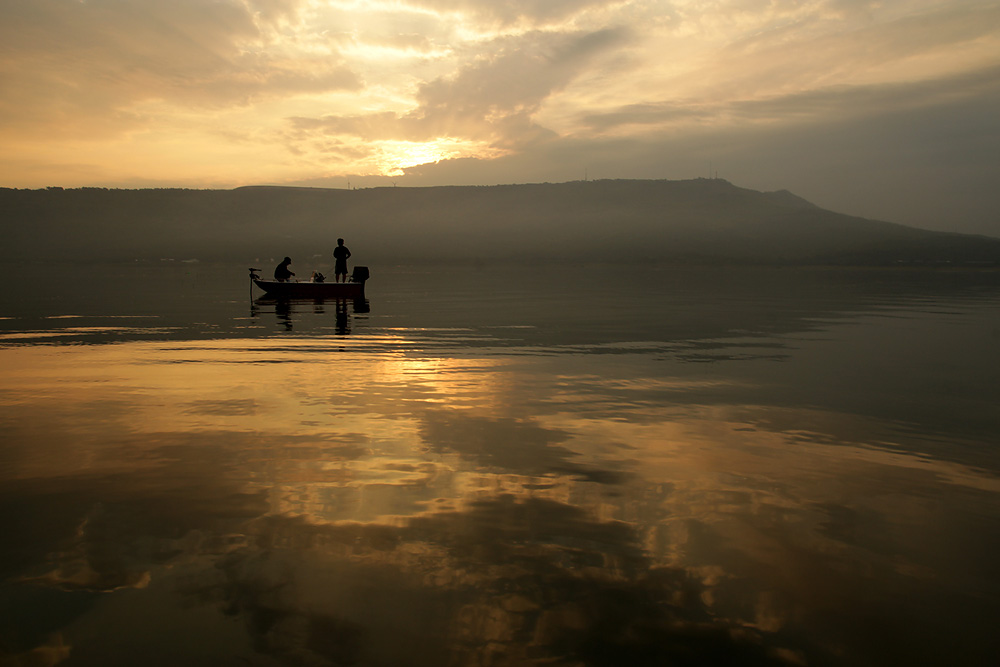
[
  {"left": 274, "top": 256, "right": 295, "bottom": 282},
  {"left": 333, "top": 238, "right": 351, "bottom": 283}
]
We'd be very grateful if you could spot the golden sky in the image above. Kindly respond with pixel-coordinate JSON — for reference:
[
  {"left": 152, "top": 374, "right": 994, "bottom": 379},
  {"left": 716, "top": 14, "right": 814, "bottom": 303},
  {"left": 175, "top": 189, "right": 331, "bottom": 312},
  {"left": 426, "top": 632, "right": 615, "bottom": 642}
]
[{"left": 1, "top": 0, "right": 998, "bottom": 233}]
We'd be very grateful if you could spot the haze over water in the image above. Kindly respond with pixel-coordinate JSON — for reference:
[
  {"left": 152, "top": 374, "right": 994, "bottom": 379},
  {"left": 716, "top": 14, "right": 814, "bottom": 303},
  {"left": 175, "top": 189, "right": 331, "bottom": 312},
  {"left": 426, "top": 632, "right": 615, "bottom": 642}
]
[{"left": 1, "top": 262, "right": 998, "bottom": 666}]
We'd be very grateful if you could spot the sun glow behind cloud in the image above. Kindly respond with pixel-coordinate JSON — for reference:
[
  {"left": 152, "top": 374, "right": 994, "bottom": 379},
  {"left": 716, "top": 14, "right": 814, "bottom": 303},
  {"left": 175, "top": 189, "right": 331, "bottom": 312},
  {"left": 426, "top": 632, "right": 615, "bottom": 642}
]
[{"left": 370, "top": 138, "right": 506, "bottom": 176}]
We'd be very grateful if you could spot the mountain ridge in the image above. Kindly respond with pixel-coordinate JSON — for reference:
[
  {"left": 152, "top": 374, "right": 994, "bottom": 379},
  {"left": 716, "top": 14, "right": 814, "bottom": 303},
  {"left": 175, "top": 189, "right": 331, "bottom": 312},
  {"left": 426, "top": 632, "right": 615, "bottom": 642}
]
[{"left": 2, "top": 179, "right": 998, "bottom": 266}]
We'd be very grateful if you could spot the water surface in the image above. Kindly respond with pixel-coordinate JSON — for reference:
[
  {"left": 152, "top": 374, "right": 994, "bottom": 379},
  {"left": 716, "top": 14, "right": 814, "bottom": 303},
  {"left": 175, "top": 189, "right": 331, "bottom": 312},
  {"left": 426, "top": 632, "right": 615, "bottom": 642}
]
[{"left": 1, "top": 263, "right": 998, "bottom": 666}]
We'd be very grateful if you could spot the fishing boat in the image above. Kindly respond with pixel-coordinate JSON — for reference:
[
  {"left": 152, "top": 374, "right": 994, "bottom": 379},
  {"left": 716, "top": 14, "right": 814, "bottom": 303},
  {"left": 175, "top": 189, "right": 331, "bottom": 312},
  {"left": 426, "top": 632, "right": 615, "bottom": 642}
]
[{"left": 250, "top": 266, "right": 369, "bottom": 299}]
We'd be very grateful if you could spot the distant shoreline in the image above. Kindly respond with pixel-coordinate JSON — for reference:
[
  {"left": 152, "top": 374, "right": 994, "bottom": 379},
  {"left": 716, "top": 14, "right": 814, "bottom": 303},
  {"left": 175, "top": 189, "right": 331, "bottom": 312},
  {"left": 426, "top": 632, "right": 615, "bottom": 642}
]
[{"left": 4, "top": 179, "right": 999, "bottom": 266}]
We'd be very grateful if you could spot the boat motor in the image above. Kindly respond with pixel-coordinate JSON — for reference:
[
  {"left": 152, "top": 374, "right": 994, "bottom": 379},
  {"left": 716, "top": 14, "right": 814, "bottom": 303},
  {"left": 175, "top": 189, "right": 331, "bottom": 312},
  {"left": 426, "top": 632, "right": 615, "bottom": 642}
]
[{"left": 351, "top": 266, "right": 370, "bottom": 283}]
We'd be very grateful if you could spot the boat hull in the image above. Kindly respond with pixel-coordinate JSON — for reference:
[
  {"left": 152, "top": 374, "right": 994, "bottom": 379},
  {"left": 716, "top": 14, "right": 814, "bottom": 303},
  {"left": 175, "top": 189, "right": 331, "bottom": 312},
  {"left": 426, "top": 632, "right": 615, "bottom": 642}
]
[{"left": 252, "top": 278, "right": 365, "bottom": 299}]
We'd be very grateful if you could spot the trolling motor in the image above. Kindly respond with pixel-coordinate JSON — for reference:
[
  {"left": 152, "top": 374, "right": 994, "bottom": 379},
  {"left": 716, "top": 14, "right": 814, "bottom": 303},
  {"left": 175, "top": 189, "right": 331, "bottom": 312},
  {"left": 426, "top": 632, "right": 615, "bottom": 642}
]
[{"left": 248, "top": 268, "right": 262, "bottom": 300}]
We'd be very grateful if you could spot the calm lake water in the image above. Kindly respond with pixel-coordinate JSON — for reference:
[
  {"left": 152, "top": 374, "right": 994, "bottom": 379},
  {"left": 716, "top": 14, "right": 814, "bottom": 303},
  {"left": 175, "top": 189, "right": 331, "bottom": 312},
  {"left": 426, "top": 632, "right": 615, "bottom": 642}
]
[{"left": 1, "top": 262, "right": 998, "bottom": 666}]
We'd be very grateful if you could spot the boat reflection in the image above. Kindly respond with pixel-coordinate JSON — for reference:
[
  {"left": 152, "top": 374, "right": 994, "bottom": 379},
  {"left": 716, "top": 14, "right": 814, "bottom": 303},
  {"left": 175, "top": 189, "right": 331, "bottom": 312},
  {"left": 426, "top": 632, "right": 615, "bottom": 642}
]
[{"left": 251, "top": 296, "right": 370, "bottom": 333}]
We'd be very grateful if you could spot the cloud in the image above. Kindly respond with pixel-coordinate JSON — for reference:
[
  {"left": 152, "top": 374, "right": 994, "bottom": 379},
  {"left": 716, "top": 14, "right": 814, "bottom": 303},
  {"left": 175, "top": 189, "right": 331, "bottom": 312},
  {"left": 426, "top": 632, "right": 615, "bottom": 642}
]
[
  {"left": 285, "top": 26, "right": 633, "bottom": 153},
  {"left": 731, "top": 63, "right": 1000, "bottom": 120},
  {"left": 288, "top": 111, "right": 407, "bottom": 141},
  {"left": 580, "top": 62, "right": 1000, "bottom": 132},
  {"left": 715, "top": 1, "right": 1000, "bottom": 84},
  {"left": 0, "top": 0, "right": 359, "bottom": 137},
  {"left": 245, "top": 0, "right": 307, "bottom": 25},
  {"left": 405, "top": 0, "right": 620, "bottom": 27},
  {"left": 417, "top": 27, "right": 632, "bottom": 111}
]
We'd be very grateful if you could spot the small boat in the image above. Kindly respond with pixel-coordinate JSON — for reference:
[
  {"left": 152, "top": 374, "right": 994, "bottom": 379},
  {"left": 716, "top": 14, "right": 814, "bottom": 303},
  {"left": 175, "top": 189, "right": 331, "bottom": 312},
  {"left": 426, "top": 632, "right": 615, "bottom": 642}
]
[{"left": 250, "top": 266, "right": 369, "bottom": 299}]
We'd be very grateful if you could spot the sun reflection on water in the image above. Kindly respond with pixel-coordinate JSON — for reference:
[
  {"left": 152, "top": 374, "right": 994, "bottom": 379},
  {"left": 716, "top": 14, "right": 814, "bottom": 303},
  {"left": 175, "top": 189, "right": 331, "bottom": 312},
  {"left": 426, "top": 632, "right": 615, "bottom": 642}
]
[{"left": 1, "top": 315, "right": 998, "bottom": 665}]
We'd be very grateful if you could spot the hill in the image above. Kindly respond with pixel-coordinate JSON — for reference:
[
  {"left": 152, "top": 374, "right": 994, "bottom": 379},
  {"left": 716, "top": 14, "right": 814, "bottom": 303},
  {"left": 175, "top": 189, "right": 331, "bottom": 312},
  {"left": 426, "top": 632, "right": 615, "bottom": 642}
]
[{"left": 2, "top": 179, "right": 998, "bottom": 266}]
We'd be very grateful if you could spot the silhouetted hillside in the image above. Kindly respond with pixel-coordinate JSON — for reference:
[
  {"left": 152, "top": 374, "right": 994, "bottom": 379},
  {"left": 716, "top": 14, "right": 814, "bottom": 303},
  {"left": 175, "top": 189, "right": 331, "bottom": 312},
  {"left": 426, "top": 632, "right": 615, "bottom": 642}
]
[{"left": 3, "top": 180, "right": 999, "bottom": 266}]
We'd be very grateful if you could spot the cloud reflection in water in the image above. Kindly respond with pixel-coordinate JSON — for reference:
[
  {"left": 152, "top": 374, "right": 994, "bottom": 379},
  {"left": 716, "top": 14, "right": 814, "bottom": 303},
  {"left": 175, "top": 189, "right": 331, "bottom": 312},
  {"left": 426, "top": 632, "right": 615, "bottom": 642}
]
[{"left": 1, "top": 284, "right": 998, "bottom": 665}]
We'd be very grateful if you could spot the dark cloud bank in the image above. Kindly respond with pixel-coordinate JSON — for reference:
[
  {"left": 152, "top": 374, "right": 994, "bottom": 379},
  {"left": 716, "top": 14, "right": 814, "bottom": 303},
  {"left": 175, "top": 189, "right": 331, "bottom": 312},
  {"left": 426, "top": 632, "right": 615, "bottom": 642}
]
[{"left": 3, "top": 179, "right": 999, "bottom": 265}]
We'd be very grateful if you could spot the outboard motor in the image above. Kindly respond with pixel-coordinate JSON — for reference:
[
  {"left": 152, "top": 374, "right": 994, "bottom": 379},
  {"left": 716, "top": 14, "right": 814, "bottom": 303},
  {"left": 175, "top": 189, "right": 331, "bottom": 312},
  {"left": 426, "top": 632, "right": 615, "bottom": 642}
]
[{"left": 351, "top": 266, "right": 370, "bottom": 283}]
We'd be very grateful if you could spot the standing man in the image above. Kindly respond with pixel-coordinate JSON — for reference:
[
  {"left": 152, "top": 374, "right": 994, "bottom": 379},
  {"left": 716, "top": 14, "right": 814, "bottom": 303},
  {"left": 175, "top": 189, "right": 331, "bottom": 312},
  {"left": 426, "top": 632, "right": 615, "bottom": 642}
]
[{"left": 333, "top": 238, "right": 351, "bottom": 283}]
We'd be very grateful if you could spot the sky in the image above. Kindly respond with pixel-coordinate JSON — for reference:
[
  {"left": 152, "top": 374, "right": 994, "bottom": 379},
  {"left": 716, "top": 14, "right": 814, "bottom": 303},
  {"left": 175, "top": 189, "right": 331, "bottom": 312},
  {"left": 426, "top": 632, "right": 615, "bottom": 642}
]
[{"left": 1, "top": 0, "right": 998, "bottom": 235}]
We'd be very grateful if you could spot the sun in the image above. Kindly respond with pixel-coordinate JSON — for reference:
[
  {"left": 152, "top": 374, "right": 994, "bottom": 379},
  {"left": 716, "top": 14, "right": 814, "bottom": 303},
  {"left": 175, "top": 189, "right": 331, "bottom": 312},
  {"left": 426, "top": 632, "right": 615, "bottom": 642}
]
[{"left": 372, "top": 139, "right": 507, "bottom": 176}]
